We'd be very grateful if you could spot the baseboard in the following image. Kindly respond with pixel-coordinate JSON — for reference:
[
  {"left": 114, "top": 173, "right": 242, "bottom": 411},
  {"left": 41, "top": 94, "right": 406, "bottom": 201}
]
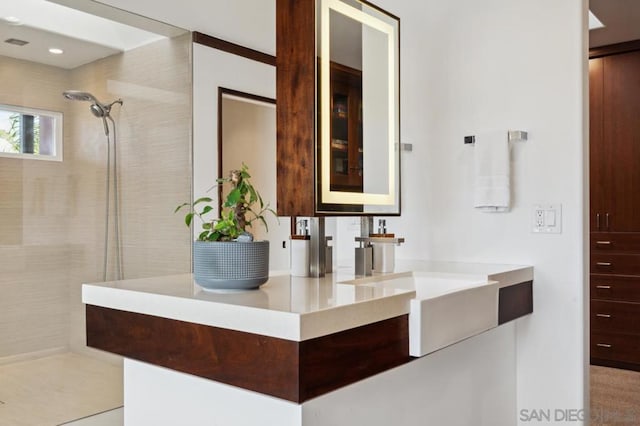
[{"left": 591, "top": 357, "right": 640, "bottom": 372}]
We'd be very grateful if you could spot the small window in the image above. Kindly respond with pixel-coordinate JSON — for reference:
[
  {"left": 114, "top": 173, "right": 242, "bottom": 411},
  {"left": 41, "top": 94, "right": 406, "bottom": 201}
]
[{"left": 0, "top": 104, "right": 63, "bottom": 161}]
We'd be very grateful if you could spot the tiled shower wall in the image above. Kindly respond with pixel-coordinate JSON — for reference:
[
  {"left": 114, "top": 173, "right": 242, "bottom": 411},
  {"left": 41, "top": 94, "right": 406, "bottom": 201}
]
[
  {"left": 0, "top": 57, "right": 72, "bottom": 358},
  {"left": 0, "top": 33, "right": 192, "bottom": 360}
]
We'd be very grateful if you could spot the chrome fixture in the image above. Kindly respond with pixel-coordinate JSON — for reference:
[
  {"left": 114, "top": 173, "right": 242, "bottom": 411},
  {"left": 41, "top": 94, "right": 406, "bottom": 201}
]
[
  {"left": 62, "top": 90, "right": 123, "bottom": 136},
  {"left": 63, "top": 90, "right": 124, "bottom": 281},
  {"left": 464, "top": 130, "right": 529, "bottom": 144}
]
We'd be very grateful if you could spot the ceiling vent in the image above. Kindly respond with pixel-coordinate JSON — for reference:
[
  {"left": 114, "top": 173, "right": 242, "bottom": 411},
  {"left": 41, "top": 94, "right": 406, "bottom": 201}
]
[{"left": 4, "top": 38, "right": 29, "bottom": 46}]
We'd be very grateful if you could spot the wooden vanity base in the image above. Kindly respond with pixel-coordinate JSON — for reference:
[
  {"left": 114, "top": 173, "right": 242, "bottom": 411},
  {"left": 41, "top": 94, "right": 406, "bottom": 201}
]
[
  {"left": 86, "top": 305, "right": 410, "bottom": 403},
  {"left": 86, "top": 277, "right": 533, "bottom": 403}
]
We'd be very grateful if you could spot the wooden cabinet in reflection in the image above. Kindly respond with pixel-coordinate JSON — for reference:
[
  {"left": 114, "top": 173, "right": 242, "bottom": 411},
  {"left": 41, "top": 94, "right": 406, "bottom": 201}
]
[
  {"left": 590, "top": 48, "right": 640, "bottom": 372},
  {"left": 329, "top": 62, "right": 363, "bottom": 192}
]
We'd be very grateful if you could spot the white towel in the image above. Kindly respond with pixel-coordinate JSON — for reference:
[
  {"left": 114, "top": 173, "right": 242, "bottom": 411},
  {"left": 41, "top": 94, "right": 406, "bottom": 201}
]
[{"left": 474, "top": 131, "right": 510, "bottom": 212}]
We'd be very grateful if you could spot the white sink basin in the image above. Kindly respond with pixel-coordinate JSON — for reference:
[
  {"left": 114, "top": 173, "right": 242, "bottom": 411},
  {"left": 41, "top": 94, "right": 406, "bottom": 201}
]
[{"left": 377, "top": 272, "right": 499, "bottom": 357}]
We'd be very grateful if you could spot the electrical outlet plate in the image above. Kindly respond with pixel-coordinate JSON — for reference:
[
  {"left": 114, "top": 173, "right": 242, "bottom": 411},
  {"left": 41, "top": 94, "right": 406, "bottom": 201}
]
[{"left": 532, "top": 204, "right": 562, "bottom": 234}]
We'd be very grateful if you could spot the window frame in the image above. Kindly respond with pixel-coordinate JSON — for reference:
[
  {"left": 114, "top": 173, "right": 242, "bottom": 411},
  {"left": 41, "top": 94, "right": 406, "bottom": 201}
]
[{"left": 0, "top": 104, "right": 64, "bottom": 162}]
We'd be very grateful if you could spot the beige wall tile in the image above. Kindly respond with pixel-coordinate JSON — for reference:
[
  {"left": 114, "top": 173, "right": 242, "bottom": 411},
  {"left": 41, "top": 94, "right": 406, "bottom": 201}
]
[{"left": 0, "top": 34, "right": 192, "bottom": 358}]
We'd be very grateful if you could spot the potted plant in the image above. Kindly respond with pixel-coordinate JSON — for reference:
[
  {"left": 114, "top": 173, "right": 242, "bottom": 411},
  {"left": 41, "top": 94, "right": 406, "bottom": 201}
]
[{"left": 176, "top": 164, "right": 276, "bottom": 291}]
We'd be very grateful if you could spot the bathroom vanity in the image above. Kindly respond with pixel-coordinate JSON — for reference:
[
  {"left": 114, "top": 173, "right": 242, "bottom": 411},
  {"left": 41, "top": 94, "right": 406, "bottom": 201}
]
[{"left": 82, "top": 261, "right": 532, "bottom": 425}]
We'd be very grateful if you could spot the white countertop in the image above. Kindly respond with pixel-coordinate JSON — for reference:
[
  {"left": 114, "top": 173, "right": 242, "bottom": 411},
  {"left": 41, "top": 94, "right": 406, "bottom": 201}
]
[
  {"left": 82, "top": 261, "right": 532, "bottom": 342},
  {"left": 82, "top": 270, "right": 415, "bottom": 341},
  {"left": 394, "top": 260, "right": 533, "bottom": 288}
]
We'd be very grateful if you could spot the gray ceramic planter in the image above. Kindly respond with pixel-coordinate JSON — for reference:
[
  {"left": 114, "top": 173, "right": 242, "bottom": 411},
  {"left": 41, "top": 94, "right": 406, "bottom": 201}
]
[{"left": 193, "top": 240, "right": 269, "bottom": 291}]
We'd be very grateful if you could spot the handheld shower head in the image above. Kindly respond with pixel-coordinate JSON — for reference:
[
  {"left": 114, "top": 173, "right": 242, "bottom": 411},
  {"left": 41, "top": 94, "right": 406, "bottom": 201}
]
[
  {"left": 90, "top": 103, "right": 107, "bottom": 118},
  {"left": 89, "top": 99, "right": 123, "bottom": 118},
  {"left": 63, "top": 90, "right": 99, "bottom": 103},
  {"left": 62, "top": 90, "right": 123, "bottom": 136}
]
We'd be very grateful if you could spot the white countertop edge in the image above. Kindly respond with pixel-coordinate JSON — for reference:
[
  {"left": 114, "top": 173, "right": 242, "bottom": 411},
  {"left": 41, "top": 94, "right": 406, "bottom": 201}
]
[
  {"left": 487, "top": 267, "right": 533, "bottom": 288},
  {"left": 82, "top": 284, "right": 303, "bottom": 341},
  {"left": 82, "top": 283, "right": 415, "bottom": 342},
  {"left": 396, "top": 260, "right": 532, "bottom": 284},
  {"left": 81, "top": 263, "right": 532, "bottom": 342},
  {"left": 342, "top": 266, "right": 533, "bottom": 290},
  {"left": 299, "top": 291, "right": 415, "bottom": 340}
]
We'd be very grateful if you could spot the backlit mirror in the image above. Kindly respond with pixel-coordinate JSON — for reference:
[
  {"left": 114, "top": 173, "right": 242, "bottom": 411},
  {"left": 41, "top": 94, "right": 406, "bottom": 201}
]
[{"left": 317, "top": 0, "right": 400, "bottom": 214}]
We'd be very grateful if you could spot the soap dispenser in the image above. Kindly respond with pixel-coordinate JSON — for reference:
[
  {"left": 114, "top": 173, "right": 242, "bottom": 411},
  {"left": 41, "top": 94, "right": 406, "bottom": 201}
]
[
  {"left": 290, "top": 219, "right": 311, "bottom": 277},
  {"left": 370, "top": 219, "right": 404, "bottom": 273}
]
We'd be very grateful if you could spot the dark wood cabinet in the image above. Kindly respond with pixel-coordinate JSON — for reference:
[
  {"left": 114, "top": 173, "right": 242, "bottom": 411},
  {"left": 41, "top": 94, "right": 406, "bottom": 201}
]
[
  {"left": 591, "top": 232, "right": 640, "bottom": 253},
  {"left": 329, "top": 62, "right": 363, "bottom": 192},
  {"left": 589, "top": 57, "right": 608, "bottom": 232},
  {"left": 590, "top": 51, "right": 640, "bottom": 232},
  {"left": 591, "top": 253, "right": 640, "bottom": 275},
  {"left": 590, "top": 47, "right": 640, "bottom": 371},
  {"left": 591, "top": 332, "right": 640, "bottom": 366},
  {"left": 591, "top": 274, "right": 640, "bottom": 303}
]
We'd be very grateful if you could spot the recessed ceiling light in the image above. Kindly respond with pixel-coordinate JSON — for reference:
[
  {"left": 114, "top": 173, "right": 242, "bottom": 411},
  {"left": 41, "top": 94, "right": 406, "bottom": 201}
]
[
  {"left": 1, "top": 16, "right": 22, "bottom": 25},
  {"left": 589, "top": 10, "right": 605, "bottom": 30},
  {"left": 49, "top": 48, "right": 64, "bottom": 55}
]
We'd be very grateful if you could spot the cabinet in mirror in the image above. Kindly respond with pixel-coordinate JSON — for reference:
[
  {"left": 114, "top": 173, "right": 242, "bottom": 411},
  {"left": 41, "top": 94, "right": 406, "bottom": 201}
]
[{"left": 329, "top": 62, "right": 362, "bottom": 193}]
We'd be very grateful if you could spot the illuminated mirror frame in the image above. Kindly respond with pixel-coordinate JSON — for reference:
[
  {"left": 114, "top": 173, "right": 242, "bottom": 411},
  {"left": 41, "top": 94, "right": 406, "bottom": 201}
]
[{"left": 319, "top": 0, "right": 398, "bottom": 206}]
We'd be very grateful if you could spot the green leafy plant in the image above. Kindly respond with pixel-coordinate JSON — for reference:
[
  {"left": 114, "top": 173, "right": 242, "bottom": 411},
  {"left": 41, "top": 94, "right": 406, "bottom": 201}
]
[
  {"left": 175, "top": 164, "right": 276, "bottom": 242},
  {"left": 0, "top": 113, "right": 40, "bottom": 153}
]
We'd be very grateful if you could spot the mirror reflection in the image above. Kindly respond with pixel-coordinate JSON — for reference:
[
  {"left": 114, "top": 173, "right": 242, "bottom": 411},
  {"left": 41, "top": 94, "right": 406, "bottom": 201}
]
[
  {"left": 0, "top": 0, "right": 189, "bottom": 424},
  {"left": 219, "top": 90, "right": 291, "bottom": 271},
  {"left": 318, "top": 0, "right": 400, "bottom": 214}
]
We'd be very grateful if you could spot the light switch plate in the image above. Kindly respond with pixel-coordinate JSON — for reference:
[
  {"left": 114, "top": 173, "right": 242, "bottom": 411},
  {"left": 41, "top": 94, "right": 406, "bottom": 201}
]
[{"left": 532, "top": 204, "right": 562, "bottom": 234}]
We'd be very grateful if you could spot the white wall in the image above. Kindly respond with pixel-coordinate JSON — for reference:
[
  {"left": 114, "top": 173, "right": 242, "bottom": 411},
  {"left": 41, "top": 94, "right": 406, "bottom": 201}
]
[
  {"left": 372, "top": 0, "right": 587, "bottom": 422},
  {"left": 101, "top": 0, "right": 588, "bottom": 423},
  {"left": 362, "top": 25, "right": 391, "bottom": 195},
  {"left": 97, "top": 0, "right": 275, "bottom": 55},
  {"left": 192, "top": 44, "right": 274, "bottom": 203},
  {"left": 192, "top": 44, "right": 290, "bottom": 271},
  {"left": 125, "top": 325, "right": 515, "bottom": 426},
  {"left": 221, "top": 96, "right": 290, "bottom": 270}
]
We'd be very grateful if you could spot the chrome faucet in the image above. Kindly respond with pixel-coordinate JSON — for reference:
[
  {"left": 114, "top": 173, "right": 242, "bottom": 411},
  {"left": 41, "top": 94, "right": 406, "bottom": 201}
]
[
  {"left": 307, "top": 217, "right": 326, "bottom": 277},
  {"left": 355, "top": 217, "right": 374, "bottom": 276}
]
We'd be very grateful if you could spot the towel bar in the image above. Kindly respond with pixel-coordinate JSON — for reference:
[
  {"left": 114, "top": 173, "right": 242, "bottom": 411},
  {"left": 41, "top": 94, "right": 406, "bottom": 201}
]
[{"left": 464, "top": 130, "right": 528, "bottom": 144}]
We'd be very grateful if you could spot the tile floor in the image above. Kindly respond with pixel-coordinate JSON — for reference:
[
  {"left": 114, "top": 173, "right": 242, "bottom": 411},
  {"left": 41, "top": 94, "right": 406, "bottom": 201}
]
[
  {"left": 0, "top": 352, "right": 122, "bottom": 426},
  {"left": 61, "top": 408, "right": 123, "bottom": 426}
]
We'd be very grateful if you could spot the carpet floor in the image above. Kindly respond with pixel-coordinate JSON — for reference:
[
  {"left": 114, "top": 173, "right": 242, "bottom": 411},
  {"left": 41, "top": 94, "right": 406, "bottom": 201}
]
[{"left": 590, "top": 365, "right": 640, "bottom": 425}]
